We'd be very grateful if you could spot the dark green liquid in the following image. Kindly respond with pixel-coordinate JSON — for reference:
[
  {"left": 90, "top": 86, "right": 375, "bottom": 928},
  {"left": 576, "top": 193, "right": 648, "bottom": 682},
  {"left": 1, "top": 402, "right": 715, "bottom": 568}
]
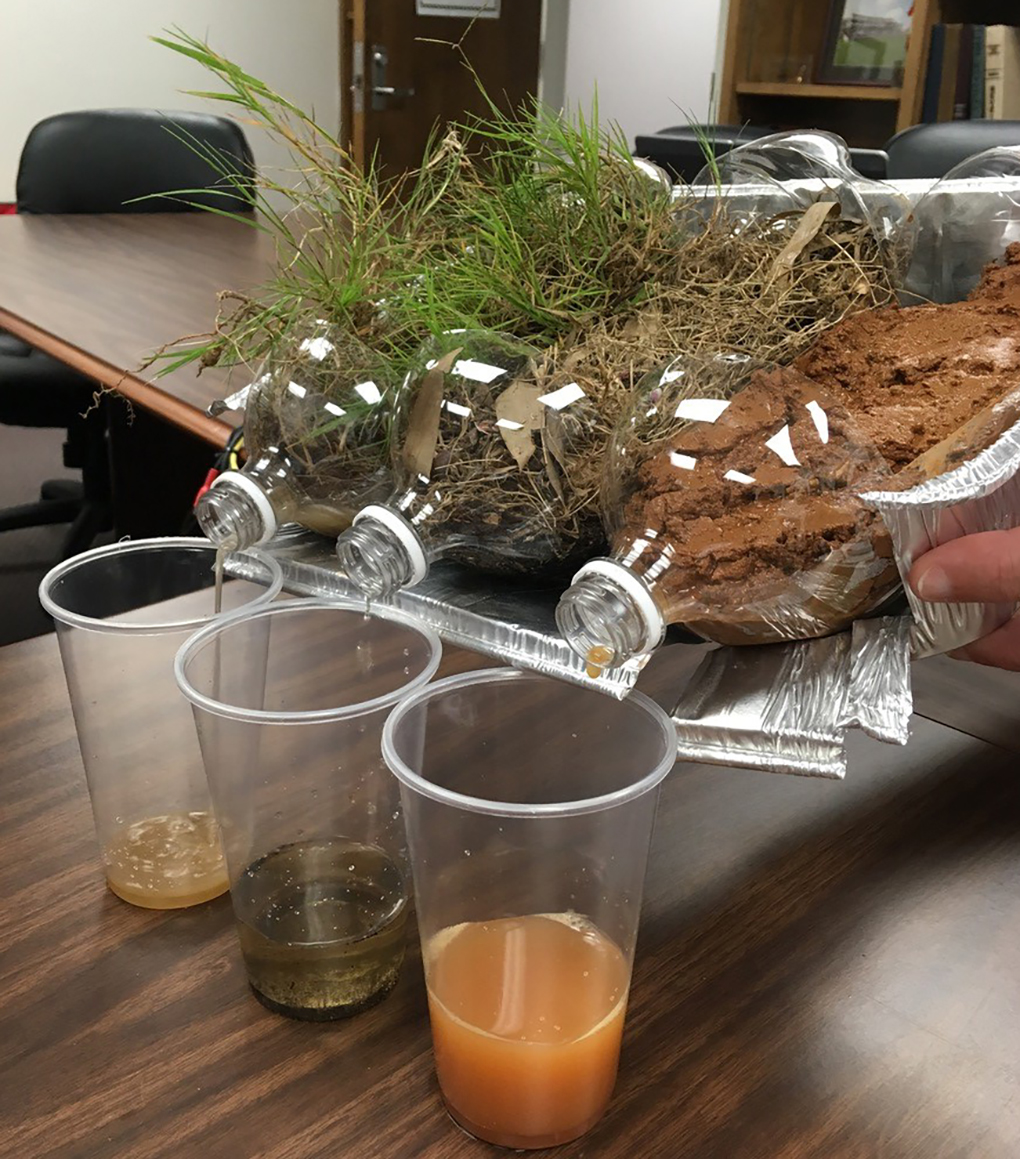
[{"left": 234, "top": 839, "right": 408, "bottom": 1021}]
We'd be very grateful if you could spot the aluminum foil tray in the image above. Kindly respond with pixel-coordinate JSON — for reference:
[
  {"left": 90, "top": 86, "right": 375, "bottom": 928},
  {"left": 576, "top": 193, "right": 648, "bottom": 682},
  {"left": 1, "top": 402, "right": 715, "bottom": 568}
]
[{"left": 261, "top": 527, "right": 696, "bottom": 697}]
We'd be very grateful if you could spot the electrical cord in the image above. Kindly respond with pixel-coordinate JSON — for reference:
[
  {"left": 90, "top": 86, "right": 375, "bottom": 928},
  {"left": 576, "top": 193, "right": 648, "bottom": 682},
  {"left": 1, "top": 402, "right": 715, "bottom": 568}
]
[{"left": 178, "top": 424, "right": 245, "bottom": 535}]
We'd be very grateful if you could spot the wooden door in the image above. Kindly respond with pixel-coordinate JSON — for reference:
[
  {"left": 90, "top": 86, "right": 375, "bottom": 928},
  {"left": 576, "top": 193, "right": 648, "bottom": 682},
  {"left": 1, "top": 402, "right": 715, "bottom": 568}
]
[{"left": 341, "top": 0, "right": 542, "bottom": 175}]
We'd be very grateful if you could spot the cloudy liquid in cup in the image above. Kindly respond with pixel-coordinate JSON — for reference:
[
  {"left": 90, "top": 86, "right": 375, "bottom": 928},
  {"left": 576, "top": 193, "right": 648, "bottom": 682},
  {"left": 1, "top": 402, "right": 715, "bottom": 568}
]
[
  {"left": 425, "top": 913, "right": 629, "bottom": 1149},
  {"left": 103, "top": 811, "right": 229, "bottom": 908},
  {"left": 233, "top": 838, "right": 408, "bottom": 1020}
]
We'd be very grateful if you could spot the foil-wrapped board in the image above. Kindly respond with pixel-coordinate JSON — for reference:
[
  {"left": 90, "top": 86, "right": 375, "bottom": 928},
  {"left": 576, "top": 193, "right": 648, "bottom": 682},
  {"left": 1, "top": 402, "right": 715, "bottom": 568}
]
[{"left": 261, "top": 526, "right": 696, "bottom": 696}]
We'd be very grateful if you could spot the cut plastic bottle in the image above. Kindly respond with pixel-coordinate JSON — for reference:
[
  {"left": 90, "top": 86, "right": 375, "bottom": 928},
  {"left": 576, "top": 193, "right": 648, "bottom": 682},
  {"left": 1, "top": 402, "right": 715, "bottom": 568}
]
[
  {"left": 336, "top": 329, "right": 606, "bottom": 597},
  {"left": 903, "top": 144, "right": 1020, "bottom": 304},
  {"left": 196, "top": 321, "right": 396, "bottom": 551},
  {"left": 556, "top": 352, "right": 895, "bottom": 670}
]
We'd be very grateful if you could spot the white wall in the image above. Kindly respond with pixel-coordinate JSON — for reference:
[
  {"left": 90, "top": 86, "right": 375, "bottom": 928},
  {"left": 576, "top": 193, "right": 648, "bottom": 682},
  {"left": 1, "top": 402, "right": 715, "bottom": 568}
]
[
  {"left": 559, "top": 0, "right": 724, "bottom": 147},
  {"left": 0, "top": 0, "right": 340, "bottom": 201}
]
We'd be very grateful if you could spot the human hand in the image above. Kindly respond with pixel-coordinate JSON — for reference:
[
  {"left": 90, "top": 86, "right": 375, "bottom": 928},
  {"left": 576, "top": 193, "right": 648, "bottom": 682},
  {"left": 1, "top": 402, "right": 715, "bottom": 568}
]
[{"left": 908, "top": 527, "right": 1020, "bottom": 669}]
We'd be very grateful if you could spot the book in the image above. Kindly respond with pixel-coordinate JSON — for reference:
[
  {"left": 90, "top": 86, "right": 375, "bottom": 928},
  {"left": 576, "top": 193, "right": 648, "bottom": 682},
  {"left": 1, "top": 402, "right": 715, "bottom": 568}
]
[
  {"left": 953, "top": 25, "right": 974, "bottom": 119},
  {"left": 937, "top": 25, "right": 962, "bottom": 122},
  {"left": 971, "top": 25, "right": 986, "bottom": 118},
  {"left": 985, "top": 25, "right": 1020, "bottom": 120},
  {"left": 921, "top": 24, "right": 945, "bottom": 123}
]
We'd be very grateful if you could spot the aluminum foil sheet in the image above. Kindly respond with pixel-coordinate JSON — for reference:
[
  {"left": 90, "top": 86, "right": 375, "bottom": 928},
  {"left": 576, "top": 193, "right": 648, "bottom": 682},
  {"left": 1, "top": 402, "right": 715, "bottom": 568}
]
[
  {"left": 669, "top": 634, "right": 851, "bottom": 778},
  {"left": 862, "top": 416, "right": 1020, "bottom": 658},
  {"left": 669, "top": 615, "right": 913, "bottom": 778},
  {"left": 843, "top": 616, "right": 913, "bottom": 745},
  {"left": 259, "top": 527, "right": 658, "bottom": 697}
]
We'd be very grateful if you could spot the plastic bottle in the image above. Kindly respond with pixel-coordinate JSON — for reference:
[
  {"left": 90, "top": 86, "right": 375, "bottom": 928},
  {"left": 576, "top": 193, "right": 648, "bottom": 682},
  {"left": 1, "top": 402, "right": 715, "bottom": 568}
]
[
  {"left": 196, "top": 321, "right": 395, "bottom": 550},
  {"left": 555, "top": 352, "right": 894, "bottom": 669},
  {"left": 335, "top": 329, "right": 605, "bottom": 596},
  {"left": 903, "top": 144, "right": 1020, "bottom": 304}
]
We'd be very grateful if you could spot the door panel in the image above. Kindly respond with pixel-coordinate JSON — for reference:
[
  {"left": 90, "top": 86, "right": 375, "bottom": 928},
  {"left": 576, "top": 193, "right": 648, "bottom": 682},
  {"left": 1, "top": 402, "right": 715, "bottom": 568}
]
[{"left": 346, "top": 0, "right": 542, "bottom": 174}]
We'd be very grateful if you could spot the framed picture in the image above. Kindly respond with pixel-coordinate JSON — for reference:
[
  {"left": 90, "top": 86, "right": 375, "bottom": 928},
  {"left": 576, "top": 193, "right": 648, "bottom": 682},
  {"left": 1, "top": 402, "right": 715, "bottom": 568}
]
[{"left": 817, "top": 0, "right": 912, "bottom": 86}]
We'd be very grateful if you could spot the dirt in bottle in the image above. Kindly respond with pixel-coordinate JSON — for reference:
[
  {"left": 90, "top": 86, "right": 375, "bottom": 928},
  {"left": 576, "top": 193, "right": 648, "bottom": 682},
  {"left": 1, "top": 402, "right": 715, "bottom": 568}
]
[{"left": 233, "top": 838, "right": 408, "bottom": 1021}]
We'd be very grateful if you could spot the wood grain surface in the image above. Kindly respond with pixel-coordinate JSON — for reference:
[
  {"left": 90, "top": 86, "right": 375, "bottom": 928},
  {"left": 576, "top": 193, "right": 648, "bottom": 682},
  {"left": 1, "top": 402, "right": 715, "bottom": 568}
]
[
  {"left": 2, "top": 626, "right": 1019, "bottom": 1159},
  {"left": 0, "top": 214, "right": 276, "bottom": 445}
]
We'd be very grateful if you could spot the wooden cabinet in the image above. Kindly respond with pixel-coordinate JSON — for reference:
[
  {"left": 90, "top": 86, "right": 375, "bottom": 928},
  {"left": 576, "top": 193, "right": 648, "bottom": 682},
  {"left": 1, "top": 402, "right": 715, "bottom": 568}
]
[{"left": 717, "top": 0, "right": 1018, "bottom": 147}]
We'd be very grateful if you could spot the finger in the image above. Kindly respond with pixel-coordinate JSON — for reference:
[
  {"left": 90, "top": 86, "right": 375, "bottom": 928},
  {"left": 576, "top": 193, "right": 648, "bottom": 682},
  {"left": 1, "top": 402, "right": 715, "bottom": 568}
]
[
  {"left": 948, "top": 614, "right": 1020, "bottom": 671},
  {"left": 909, "top": 527, "right": 1020, "bottom": 604}
]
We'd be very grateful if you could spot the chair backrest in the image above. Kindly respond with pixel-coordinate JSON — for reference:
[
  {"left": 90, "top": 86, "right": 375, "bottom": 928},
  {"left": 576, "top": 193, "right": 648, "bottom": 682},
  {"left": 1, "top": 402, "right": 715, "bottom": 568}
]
[
  {"left": 634, "top": 124, "right": 887, "bottom": 182},
  {"left": 885, "top": 119, "right": 1020, "bottom": 180},
  {"left": 633, "top": 125, "right": 774, "bottom": 183},
  {"left": 16, "top": 109, "right": 255, "bottom": 214}
]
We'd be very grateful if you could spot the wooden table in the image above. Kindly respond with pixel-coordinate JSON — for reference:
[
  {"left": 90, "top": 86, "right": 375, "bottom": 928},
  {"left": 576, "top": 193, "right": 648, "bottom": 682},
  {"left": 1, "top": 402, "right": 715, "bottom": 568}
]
[
  {"left": 0, "top": 213, "right": 276, "bottom": 536},
  {"left": 3, "top": 629, "right": 1020, "bottom": 1159},
  {"left": 0, "top": 213, "right": 275, "bottom": 444}
]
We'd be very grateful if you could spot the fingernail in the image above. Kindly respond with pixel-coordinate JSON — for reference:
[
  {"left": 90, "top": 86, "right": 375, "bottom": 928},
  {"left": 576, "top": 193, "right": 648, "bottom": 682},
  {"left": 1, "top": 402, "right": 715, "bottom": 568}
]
[{"left": 915, "top": 565, "right": 953, "bottom": 602}]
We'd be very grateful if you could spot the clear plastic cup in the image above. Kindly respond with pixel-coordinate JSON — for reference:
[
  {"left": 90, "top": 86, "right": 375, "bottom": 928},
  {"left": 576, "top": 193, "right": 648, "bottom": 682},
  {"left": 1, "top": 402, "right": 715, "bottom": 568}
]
[
  {"left": 174, "top": 598, "right": 442, "bottom": 1021},
  {"left": 38, "top": 537, "right": 283, "bottom": 909},
  {"left": 381, "top": 669, "right": 677, "bottom": 1150}
]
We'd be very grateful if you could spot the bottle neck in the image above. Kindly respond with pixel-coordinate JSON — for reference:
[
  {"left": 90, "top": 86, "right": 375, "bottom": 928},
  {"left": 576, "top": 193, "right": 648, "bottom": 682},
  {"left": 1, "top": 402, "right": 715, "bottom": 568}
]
[
  {"left": 336, "top": 507, "right": 427, "bottom": 597},
  {"left": 195, "top": 472, "right": 281, "bottom": 550},
  {"left": 555, "top": 566, "right": 663, "bottom": 670}
]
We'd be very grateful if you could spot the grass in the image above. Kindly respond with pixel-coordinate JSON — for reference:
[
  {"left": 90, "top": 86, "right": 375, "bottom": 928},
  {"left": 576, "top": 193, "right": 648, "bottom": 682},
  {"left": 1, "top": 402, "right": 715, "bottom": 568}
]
[{"left": 143, "top": 30, "right": 899, "bottom": 561}]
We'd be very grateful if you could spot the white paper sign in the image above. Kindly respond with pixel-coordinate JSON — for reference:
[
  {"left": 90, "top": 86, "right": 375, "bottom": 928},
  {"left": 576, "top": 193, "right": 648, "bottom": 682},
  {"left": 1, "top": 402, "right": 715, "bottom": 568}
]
[{"left": 416, "top": 0, "right": 501, "bottom": 17}]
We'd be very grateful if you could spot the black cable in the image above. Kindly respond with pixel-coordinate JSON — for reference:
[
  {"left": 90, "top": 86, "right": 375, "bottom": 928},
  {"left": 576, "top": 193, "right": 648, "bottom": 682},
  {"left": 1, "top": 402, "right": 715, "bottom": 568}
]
[{"left": 179, "top": 424, "right": 246, "bottom": 536}]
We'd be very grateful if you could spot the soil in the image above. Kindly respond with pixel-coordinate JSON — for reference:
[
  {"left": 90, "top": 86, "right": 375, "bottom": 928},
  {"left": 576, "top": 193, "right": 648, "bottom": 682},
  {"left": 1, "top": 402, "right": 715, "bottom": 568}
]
[
  {"left": 968, "top": 240, "right": 1020, "bottom": 309},
  {"left": 793, "top": 257, "right": 1020, "bottom": 470},
  {"left": 618, "top": 244, "right": 1020, "bottom": 642},
  {"left": 624, "top": 370, "right": 890, "bottom": 598}
]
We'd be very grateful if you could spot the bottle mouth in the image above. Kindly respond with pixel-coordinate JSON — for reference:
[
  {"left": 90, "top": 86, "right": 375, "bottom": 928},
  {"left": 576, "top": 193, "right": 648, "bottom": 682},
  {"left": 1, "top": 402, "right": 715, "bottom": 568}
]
[
  {"left": 555, "top": 561, "right": 664, "bottom": 671},
  {"left": 336, "top": 508, "right": 426, "bottom": 597},
  {"left": 195, "top": 473, "right": 276, "bottom": 550}
]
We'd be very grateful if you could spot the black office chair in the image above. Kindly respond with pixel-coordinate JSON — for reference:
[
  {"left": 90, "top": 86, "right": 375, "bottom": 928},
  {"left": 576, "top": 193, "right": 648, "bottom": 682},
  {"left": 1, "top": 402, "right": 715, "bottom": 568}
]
[
  {"left": 634, "top": 123, "right": 889, "bottom": 182},
  {"left": 885, "top": 120, "right": 1020, "bottom": 179},
  {"left": 633, "top": 124, "right": 774, "bottom": 183},
  {"left": 0, "top": 109, "right": 255, "bottom": 559}
]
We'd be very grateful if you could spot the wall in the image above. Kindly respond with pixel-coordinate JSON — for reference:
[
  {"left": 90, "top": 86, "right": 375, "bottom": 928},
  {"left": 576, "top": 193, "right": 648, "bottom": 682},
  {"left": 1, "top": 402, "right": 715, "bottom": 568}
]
[
  {"left": 558, "top": 0, "right": 725, "bottom": 146},
  {"left": 0, "top": 0, "right": 340, "bottom": 201}
]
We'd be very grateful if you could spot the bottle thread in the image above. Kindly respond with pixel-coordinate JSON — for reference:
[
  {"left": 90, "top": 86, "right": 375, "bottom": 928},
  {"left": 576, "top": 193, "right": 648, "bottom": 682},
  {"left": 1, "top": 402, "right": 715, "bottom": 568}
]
[
  {"left": 195, "top": 481, "right": 269, "bottom": 551},
  {"left": 337, "top": 516, "right": 417, "bottom": 598},
  {"left": 555, "top": 572, "right": 656, "bottom": 670}
]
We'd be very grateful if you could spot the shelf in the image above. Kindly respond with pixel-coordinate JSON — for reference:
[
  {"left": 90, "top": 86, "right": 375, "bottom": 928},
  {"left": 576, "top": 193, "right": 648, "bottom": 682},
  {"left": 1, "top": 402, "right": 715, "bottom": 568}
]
[{"left": 736, "top": 82, "right": 903, "bottom": 102}]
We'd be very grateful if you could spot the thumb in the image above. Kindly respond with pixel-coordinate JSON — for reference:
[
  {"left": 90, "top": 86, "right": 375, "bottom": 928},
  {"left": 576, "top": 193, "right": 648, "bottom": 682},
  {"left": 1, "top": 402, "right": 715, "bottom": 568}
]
[{"left": 909, "top": 527, "right": 1020, "bottom": 604}]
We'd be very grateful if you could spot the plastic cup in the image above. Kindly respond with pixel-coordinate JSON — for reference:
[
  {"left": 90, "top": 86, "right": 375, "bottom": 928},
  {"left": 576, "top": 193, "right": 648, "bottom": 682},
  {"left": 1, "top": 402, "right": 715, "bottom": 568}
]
[
  {"left": 381, "top": 669, "right": 677, "bottom": 1150},
  {"left": 174, "top": 598, "right": 442, "bottom": 1021},
  {"left": 38, "top": 537, "right": 283, "bottom": 909}
]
